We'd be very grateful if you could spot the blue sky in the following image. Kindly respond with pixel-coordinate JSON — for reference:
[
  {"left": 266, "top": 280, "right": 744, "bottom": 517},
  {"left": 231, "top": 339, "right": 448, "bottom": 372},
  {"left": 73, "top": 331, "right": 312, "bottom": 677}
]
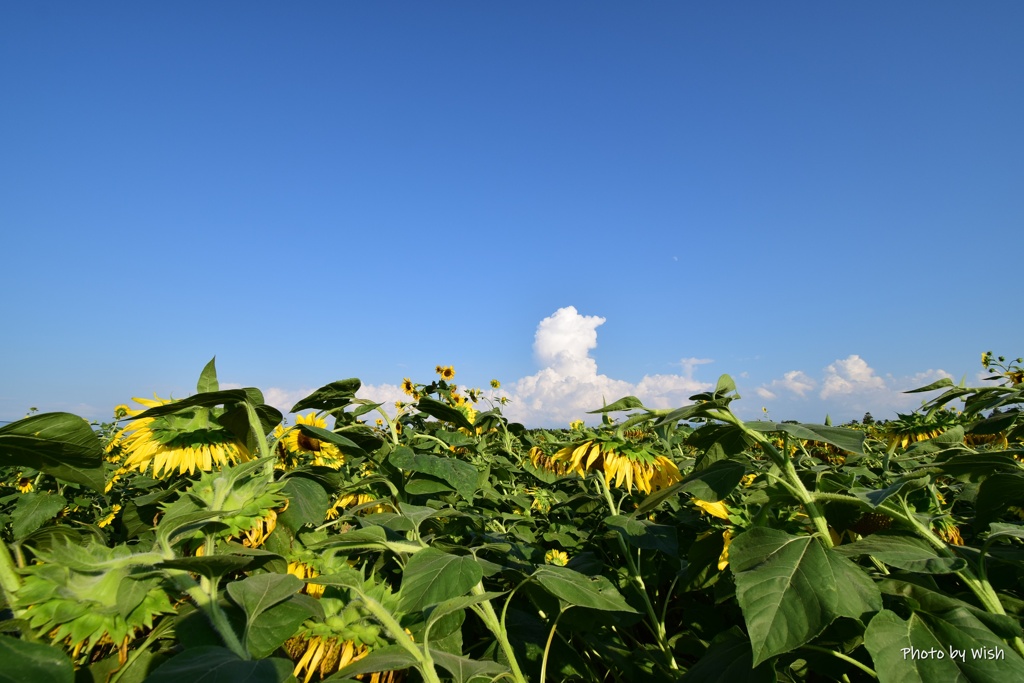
[{"left": 2, "top": 3, "right": 1022, "bottom": 427}]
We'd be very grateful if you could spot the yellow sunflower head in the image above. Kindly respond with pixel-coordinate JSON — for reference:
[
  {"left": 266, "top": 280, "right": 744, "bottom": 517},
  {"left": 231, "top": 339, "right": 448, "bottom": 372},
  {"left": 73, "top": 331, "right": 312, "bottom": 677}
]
[
  {"left": 490, "top": 379, "right": 501, "bottom": 389},
  {"left": 439, "top": 365, "right": 455, "bottom": 381},
  {"left": 544, "top": 549, "right": 569, "bottom": 566},
  {"left": 546, "top": 441, "right": 682, "bottom": 494},
  {"left": 401, "top": 378, "right": 415, "bottom": 396},
  {"left": 278, "top": 413, "right": 344, "bottom": 469},
  {"left": 114, "top": 396, "right": 251, "bottom": 479}
]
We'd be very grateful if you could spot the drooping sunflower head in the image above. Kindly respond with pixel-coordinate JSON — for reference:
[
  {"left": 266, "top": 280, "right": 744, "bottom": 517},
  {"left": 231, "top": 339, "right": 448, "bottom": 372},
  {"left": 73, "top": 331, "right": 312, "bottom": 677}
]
[
  {"left": 285, "top": 576, "right": 410, "bottom": 683},
  {"left": 15, "top": 542, "right": 175, "bottom": 663},
  {"left": 162, "top": 462, "right": 288, "bottom": 546},
  {"left": 115, "top": 396, "right": 251, "bottom": 478},
  {"left": 544, "top": 441, "right": 683, "bottom": 494}
]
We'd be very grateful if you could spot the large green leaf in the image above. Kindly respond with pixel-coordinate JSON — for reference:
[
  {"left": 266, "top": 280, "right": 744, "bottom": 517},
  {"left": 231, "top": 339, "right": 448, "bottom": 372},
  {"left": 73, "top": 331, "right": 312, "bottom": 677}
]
[
  {"left": 247, "top": 594, "right": 323, "bottom": 659},
  {"left": 0, "top": 636, "right": 73, "bottom": 683},
  {"left": 11, "top": 492, "right": 67, "bottom": 539},
  {"left": 747, "top": 421, "right": 866, "bottom": 456},
  {"left": 389, "top": 446, "right": 479, "bottom": 502},
  {"left": 681, "top": 627, "right": 775, "bottom": 683},
  {"left": 604, "top": 515, "right": 678, "bottom": 555},
  {"left": 834, "top": 532, "right": 965, "bottom": 574},
  {"left": 975, "top": 474, "right": 1024, "bottom": 528},
  {"left": 157, "top": 555, "right": 254, "bottom": 582},
  {"left": 0, "top": 413, "right": 105, "bottom": 492},
  {"left": 399, "top": 548, "right": 483, "bottom": 612},
  {"left": 730, "top": 527, "right": 879, "bottom": 666},
  {"left": 278, "top": 476, "right": 330, "bottom": 531},
  {"left": 532, "top": 565, "right": 637, "bottom": 613},
  {"left": 226, "top": 572, "right": 304, "bottom": 650},
  {"left": 290, "top": 379, "right": 362, "bottom": 413},
  {"left": 864, "top": 609, "right": 1024, "bottom": 683},
  {"left": 145, "top": 646, "right": 294, "bottom": 683},
  {"left": 588, "top": 396, "right": 647, "bottom": 414},
  {"left": 414, "top": 397, "right": 475, "bottom": 432}
]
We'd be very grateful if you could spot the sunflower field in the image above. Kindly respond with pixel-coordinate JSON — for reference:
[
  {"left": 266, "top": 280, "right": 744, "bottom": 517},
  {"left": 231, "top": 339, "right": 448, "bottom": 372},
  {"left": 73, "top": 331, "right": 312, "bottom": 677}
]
[{"left": 1, "top": 354, "right": 1023, "bottom": 682}]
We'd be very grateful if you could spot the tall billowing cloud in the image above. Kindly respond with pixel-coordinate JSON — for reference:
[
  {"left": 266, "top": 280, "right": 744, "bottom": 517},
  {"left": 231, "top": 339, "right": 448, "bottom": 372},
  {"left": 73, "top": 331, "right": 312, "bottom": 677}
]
[{"left": 502, "top": 307, "right": 711, "bottom": 426}]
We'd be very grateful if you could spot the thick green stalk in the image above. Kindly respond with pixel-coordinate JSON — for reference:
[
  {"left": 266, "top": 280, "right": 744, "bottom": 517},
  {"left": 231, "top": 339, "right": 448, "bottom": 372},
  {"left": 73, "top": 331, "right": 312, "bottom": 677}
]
[
  {"left": 600, "top": 480, "right": 679, "bottom": 671},
  {"left": 471, "top": 582, "right": 528, "bottom": 683},
  {"left": 355, "top": 589, "right": 442, "bottom": 683},
  {"left": 0, "top": 542, "right": 23, "bottom": 612}
]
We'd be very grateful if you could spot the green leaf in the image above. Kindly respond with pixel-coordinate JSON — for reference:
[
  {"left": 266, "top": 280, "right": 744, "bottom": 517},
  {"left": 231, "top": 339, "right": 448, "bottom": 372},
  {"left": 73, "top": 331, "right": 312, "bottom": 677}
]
[
  {"left": 247, "top": 594, "right": 323, "bottom": 659},
  {"left": 826, "top": 547, "right": 883, "bottom": 618},
  {"left": 226, "top": 572, "right": 304, "bottom": 646},
  {"left": 130, "top": 390, "right": 261, "bottom": 419},
  {"left": 424, "top": 592, "right": 505, "bottom": 632},
  {"left": 278, "top": 477, "right": 330, "bottom": 531},
  {"left": 588, "top": 396, "right": 647, "bottom": 414},
  {"left": 429, "top": 649, "right": 509, "bottom": 683},
  {"left": 0, "top": 413, "right": 105, "bottom": 492},
  {"left": 936, "top": 453, "right": 1020, "bottom": 481},
  {"left": 327, "top": 644, "right": 419, "bottom": 680},
  {"left": 681, "top": 626, "right": 775, "bottom": 683},
  {"left": 116, "top": 576, "right": 159, "bottom": 621},
  {"left": 849, "top": 476, "right": 929, "bottom": 509},
  {"left": 197, "top": 357, "right": 219, "bottom": 394},
  {"left": 532, "top": 565, "right": 637, "bottom": 613},
  {"left": 730, "top": 528, "right": 856, "bottom": 666},
  {"left": 290, "top": 379, "right": 362, "bottom": 413},
  {"left": 414, "top": 397, "right": 475, "bottom": 432},
  {"left": 904, "top": 378, "right": 955, "bottom": 393},
  {"left": 389, "top": 446, "right": 479, "bottom": 502},
  {"left": 747, "top": 421, "right": 866, "bottom": 456},
  {"left": 975, "top": 474, "right": 1024, "bottom": 528},
  {"left": 158, "top": 555, "right": 254, "bottom": 582},
  {"left": 864, "top": 609, "right": 1024, "bottom": 683},
  {"left": 399, "top": 548, "right": 483, "bottom": 612},
  {"left": 0, "top": 635, "right": 74, "bottom": 683},
  {"left": 145, "top": 646, "right": 294, "bottom": 683},
  {"left": 834, "top": 532, "right": 966, "bottom": 574},
  {"left": 11, "top": 492, "right": 67, "bottom": 540},
  {"left": 604, "top": 515, "right": 678, "bottom": 555}
]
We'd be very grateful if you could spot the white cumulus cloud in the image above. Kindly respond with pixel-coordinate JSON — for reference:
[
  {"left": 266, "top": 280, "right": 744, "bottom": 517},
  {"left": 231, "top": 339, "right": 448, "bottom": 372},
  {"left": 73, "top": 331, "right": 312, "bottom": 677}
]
[
  {"left": 758, "top": 370, "right": 816, "bottom": 399},
  {"left": 820, "top": 355, "right": 886, "bottom": 399},
  {"left": 501, "top": 306, "right": 712, "bottom": 426}
]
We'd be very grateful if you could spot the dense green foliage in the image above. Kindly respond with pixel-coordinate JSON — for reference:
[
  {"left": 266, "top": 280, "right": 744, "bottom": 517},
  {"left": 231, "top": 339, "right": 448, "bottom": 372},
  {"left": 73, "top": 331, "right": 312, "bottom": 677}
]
[{"left": 1, "top": 354, "right": 1022, "bottom": 682}]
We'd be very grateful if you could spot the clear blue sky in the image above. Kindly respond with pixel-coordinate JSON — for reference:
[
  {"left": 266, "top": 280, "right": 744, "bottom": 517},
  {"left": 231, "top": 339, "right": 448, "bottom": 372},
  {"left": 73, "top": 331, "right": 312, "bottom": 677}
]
[{"left": 2, "top": 3, "right": 1022, "bottom": 427}]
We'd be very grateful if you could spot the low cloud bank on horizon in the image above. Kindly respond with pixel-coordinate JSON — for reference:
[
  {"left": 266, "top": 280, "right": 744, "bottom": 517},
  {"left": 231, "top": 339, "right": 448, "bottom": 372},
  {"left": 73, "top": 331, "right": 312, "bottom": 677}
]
[{"left": 257, "top": 306, "right": 951, "bottom": 427}]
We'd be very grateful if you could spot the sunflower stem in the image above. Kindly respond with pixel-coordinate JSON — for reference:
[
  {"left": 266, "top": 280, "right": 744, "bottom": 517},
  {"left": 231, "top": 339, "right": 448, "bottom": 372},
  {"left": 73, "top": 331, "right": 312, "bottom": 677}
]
[
  {"left": 540, "top": 608, "right": 568, "bottom": 683},
  {"left": 600, "top": 479, "right": 678, "bottom": 671},
  {"left": 470, "top": 582, "right": 529, "bottom": 683},
  {"left": 0, "top": 542, "right": 23, "bottom": 612}
]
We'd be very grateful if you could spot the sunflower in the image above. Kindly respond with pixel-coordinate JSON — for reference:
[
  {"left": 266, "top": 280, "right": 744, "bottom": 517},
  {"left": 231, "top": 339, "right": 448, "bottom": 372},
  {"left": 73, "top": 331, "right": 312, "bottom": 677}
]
[
  {"left": 325, "top": 493, "right": 389, "bottom": 520},
  {"left": 544, "top": 549, "right": 569, "bottom": 566},
  {"left": 115, "top": 396, "right": 250, "bottom": 478},
  {"left": 97, "top": 504, "right": 122, "bottom": 529},
  {"left": 438, "top": 365, "right": 455, "bottom": 381},
  {"left": 277, "top": 413, "right": 345, "bottom": 469},
  {"left": 490, "top": 379, "right": 501, "bottom": 389},
  {"left": 543, "top": 441, "right": 682, "bottom": 494},
  {"left": 882, "top": 410, "right": 960, "bottom": 450},
  {"left": 285, "top": 581, "right": 410, "bottom": 683},
  {"left": 15, "top": 542, "right": 175, "bottom": 664},
  {"left": 401, "top": 378, "right": 415, "bottom": 396},
  {"left": 17, "top": 476, "right": 33, "bottom": 493}
]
